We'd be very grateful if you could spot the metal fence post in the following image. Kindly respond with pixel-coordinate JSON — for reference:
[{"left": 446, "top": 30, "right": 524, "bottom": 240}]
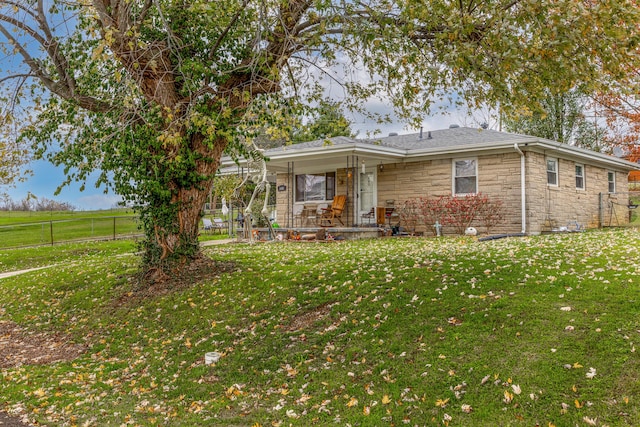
[
  {"left": 113, "top": 217, "right": 116, "bottom": 240},
  {"left": 50, "top": 220, "right": 54, "bottom": 245}
]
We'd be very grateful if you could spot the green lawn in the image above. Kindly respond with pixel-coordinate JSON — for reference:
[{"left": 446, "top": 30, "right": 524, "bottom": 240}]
[
  {"left": 631, "top": 193, "right": 640, "bottom": 226},
  {"left": 0, "top": 209, "right": 232, "bottom": 248},
  {"left": 0, "top": 209, "right": 140, "bottom": 248},
  {"left": 0, "top": 229, "right": 639, "bottom": 426},
  {"left": 0, "top": 208, "right": 136, "bottom": 225}
]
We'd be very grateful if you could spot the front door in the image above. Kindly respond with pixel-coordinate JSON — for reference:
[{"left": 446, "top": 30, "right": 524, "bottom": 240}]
[{"left": 359, "top": 170, "right": 376, "bottom": 223}]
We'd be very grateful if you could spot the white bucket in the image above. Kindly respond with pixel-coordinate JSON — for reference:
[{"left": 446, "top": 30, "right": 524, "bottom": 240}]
[{"left": 204, "top": 352, "right": 221, "bottom": 365}]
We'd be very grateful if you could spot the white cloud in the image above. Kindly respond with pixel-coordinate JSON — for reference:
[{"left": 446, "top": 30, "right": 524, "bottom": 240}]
[{"left": 75, "top": 194, "right": 123, "bottom": 211}]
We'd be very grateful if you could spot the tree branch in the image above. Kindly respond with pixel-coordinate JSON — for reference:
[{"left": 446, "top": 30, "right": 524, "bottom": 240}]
[
  {"left": 0, "top": 73, "right": 34, "bottom": 85},
  {"left": 208, "top": 0, "right": 252, "bottom": 61},
  {"left": 0, "top": 15, "right": 114, "bottom": 113}
]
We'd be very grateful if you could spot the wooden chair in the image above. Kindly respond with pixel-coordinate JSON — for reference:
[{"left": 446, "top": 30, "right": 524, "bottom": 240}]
[{"left": 319, "top": 195, "right": 347, "bottom": 227}]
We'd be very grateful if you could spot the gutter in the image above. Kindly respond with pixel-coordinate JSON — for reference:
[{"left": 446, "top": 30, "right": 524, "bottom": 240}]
[{"left": 514, "top": 143, "right": 527, "bottom": 234}]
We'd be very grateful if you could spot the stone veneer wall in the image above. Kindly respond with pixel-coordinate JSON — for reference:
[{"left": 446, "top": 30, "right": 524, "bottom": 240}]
[
  {"left": 525, "top": 151, "right": 629, "bottom": 233},
  {"left": 275, "top": 150, "right": 629, "bottom": 233},
  {"left": 375, "top": 153, "right": 523, "bottom": 235}
]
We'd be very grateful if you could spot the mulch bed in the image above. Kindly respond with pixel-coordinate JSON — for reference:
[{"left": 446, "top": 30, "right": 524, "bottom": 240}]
[
  {"left": 0, "top": 412, "right": 34, "bottom": 427},
  {"left": 0, "top": 321, "right": 85, "bottom": 369},
  {"left": 0, "top": 321, "right": 85, "bottom": 427}
]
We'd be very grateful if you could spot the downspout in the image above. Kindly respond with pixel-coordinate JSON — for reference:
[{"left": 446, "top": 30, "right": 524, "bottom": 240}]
[{"left": 514, "top": 144, "right": 527, "bottom": 234}]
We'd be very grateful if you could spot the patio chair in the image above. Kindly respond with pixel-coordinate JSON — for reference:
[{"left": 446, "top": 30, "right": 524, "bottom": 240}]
[
  {"left": 202, "top": 218, "right": 214, "bottom": 233},
  {"left": 302, "top": 203, "right": 319, "bottom": 227},
  {"left": 292, "top": 204, "right": 304, "bottom": 227},
  {"left": 361, "top": 207, "right": 375, "bottom": 225},
  {"left": 212, "top": 218, "right": 228, "bottom": 234},
  {"left": 319, "top": 195, "right": 347, "bottom": 227}
]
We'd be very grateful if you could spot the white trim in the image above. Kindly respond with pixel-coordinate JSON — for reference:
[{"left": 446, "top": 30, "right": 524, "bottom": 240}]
[
  {"left": 546, "top": 157, "right": 559, "bottom": 187},
  {"left": 607, "top": 170, "right": 616, "bottom": 193},
  {"left": 452, "top": 157, "right": 478, "bottom": 195},
  {"left": 575, "top": 163, "right": 585, "bottom": 190},
  {"left": 221, "top": 130, "right": 640, "bottom": 173}
]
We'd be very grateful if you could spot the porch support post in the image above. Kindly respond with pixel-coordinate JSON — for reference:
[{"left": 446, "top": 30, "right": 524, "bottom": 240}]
[
  {"left": 353, "top": 156, "right": 358, "bottom": 227},
  {"left": 289, "top": 161, "right": 294, "bottom": 228},
  {"left": 346, "top": 155, "right": 350, "bottom": 227}
]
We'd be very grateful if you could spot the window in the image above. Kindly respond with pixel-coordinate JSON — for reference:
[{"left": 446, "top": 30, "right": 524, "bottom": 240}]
[
  {"left": 575, "top": 164, "right": 585, "bottom": 190},
  {"left": 608, "top": 171, "right": 616, "bottom": 193},
  {"left": 547, "top": 158, "right": 558, "bottom": 186},
  {"left": 295, "top": 172, "right": 335, "bottom": 202},
  {"left": 453, "top": 159, "right": 477, "bottom": 195}
]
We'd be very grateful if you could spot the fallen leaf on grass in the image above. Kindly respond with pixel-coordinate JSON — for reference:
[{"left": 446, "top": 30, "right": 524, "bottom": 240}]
[{"left": 435, "top": 398, "right": 449, "bottom": 408}]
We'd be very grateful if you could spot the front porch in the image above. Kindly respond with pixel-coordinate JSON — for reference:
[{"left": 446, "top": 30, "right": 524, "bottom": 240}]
[{"left": 252, "top": 225, "right": 383, "bottom": 241}]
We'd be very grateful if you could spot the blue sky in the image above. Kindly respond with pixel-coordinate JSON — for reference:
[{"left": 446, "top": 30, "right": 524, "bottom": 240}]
[
  {"left": 1, "top": 6, "right": 465, "bottom": 211},
  {"left": 5, "top": 159, "right": 122, "bottom": 211},
  {"left": 4, "top": 111, "right": 459, "bottom": 211},
  {"left": 4, "top": 95, "right": 466, "bottom": 211}
]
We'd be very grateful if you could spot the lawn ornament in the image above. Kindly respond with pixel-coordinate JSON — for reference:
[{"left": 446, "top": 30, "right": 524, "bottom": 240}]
[
  {"left": 232, "top": 140, "right": 273, "bottom": 242},
  {"left": 465, "top": 227, "right": 478, "bottom": 236}
]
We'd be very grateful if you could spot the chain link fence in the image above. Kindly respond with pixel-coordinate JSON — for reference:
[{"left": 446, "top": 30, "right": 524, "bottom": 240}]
[{"left": 0, "top": 216, "right": 140, "bottom": 249}]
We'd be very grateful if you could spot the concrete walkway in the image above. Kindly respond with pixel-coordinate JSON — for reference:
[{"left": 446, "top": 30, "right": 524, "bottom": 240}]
[{"left": 0, "top": 266, "right": 53, "bottom": 280}]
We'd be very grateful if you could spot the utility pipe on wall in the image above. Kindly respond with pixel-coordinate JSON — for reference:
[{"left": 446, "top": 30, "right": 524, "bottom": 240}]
[{"left": 514, "top": 144, "right": 527, "bottom": 234}]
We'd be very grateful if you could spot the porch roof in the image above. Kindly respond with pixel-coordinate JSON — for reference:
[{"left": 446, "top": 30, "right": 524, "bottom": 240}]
[{"left": 221, "top": 127, "right": 640, "bottom": 173}]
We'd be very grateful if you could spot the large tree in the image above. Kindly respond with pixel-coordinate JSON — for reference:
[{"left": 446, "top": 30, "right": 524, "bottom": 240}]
[
  {"left": 1, "top": 0, "right": 639, "bottom": 280},
  {"left": 290, "top": 100, "right": 354, "bottom": 143},
  {"left": 502, "top": 88, "right": 610, "bottom": 151}
]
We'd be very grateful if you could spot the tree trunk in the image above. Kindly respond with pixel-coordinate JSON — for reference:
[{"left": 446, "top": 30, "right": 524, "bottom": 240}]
[{"left": 140, "top": 133, "right": 228, "bottom": 282}]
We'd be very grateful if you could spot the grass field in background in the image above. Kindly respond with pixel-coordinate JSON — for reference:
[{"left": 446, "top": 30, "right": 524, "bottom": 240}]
[
  {"left": 0, "top": 229, "right": 639, "bottom": 426},
  {"left": 0, "top": 209, "right": 234, "bottom": 248},
  {"left": 631, "top": 193, "right": 640, "bottom": 225},
  {"left": 0, "top": 208, "right": 136, "bottom": 225}
]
